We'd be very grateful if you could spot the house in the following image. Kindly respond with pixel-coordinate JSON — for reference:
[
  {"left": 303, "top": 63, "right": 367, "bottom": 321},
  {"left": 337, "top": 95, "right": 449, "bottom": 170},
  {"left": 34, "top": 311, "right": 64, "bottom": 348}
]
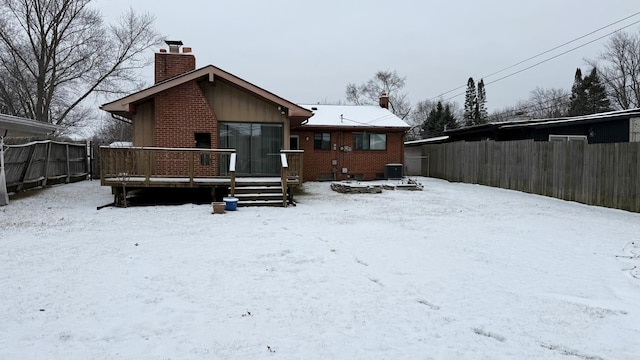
[
  {"left": 444, "top": 109, "right": 640, "bottom": 144},
  {"left": 292, "top": 102, "right": 410, "bottom": 181},
  {"left": 99, "top": 41, "right": 409, "bottom": 206}
]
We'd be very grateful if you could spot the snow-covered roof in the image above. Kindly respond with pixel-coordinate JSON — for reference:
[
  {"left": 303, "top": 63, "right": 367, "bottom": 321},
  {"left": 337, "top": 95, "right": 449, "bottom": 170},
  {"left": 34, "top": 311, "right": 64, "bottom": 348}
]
[
  {"left": 299, "top": 104, "right": 410, "bottom": 129},
  {"left": 447, "top": 108, "right": 640, "bottom": 135},
  {"left": 404, "top": 136, "right": 449, "bottom": 146},
  {"left": 108, "top": 141, "right": 133, "bottom": 148},
  {"left": 499, "top": 108, "right": 640, "bottom": 129}
]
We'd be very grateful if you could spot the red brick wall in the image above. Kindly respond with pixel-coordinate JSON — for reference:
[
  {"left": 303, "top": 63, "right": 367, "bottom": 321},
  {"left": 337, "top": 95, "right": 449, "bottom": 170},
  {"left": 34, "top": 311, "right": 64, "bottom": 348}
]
[
  {"left": 154, "top": 80, "right": 218, "bottom": 176},
  {"left": 155, "top": 53, "right": 196, "bottom": 83},
  {"left": 293, "top": 129, "right": 406, "bottom": 181}
]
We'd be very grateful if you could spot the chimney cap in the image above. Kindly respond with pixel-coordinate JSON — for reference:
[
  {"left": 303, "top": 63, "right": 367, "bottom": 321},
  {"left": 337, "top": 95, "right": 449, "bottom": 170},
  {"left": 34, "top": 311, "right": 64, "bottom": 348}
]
[{"left": 165, "top": 40, "right": 183, "bottom": 47}]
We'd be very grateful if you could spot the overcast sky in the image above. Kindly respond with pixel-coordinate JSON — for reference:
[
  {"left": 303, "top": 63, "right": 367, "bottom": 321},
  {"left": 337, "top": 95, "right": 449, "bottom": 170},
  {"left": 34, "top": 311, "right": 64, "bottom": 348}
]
[{"left": 96, "top": 0, "right": 640, "bottom": 113}]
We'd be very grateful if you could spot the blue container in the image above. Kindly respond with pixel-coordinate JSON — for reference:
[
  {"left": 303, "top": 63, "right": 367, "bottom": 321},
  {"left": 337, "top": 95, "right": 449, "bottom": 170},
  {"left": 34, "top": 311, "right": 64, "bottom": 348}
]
[{"left": 223, "top": 197, "right": 238, "bottom": 211}]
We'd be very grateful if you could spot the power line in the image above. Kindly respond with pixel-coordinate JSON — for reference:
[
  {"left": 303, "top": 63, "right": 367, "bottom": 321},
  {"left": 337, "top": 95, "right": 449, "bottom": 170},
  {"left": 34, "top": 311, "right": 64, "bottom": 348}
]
[
  {"left": 488, "top": 72, "right": 637, "bottom": 120},
  {"left": 440, "top": 18, "right": 640, "bottom": 103},
  {"left": 430, "top": 11, "right": 640, "bottom": 101}
]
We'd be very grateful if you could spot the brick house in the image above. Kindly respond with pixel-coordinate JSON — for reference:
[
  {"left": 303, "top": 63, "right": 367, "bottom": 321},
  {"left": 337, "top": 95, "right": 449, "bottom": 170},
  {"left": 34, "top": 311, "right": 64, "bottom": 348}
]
[
  {"left": 99, "top": 41, "right": 409, "bottom": 205},
  {"left": 101, "top": 41, "right": 312, "bottom": 179},
  {"left": 292, "top": 103, "right": 409, "bottom": 181}
]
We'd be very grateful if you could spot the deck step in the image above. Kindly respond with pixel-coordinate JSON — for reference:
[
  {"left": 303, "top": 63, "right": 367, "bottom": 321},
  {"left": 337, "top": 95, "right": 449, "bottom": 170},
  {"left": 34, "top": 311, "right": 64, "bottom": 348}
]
[
  {"left": 237, "top": 199, "right": 285, "bottom": 207},
  {"left": 235, "top": 194, "right": 284, "bottom": 202},
  {"left": 232, "top": 181, "right": 287, "bottom": 207},
  {"left": 234, "top": 186, "right": 283, "bottom": 194}
]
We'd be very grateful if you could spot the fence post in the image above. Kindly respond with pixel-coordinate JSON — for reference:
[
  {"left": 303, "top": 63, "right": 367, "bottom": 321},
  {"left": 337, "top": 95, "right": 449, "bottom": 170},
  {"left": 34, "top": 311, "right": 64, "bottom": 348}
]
[
  {"left": 0, "top": 135, "right": 8, "bottom": 206},
  {"left": 42, "top": 141, "right": 52, "bottom": 187},
  {"left": 66, "top": 143, "right": 71, "bottom": 183}
]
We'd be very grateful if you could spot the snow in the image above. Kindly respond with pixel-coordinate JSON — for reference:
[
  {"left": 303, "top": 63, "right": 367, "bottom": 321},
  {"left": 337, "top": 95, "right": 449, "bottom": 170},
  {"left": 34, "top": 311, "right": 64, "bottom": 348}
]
[
  {"left": 299, "top": 104, "right": 410, "bottom": 128},
  {"left": 1, "top": 178, "right": 640, "bottom": 359}
]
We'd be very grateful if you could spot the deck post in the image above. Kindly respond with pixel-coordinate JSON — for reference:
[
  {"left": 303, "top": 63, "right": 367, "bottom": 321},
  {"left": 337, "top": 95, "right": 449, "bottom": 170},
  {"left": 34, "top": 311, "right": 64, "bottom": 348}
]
[
  {"left": 229, "top": 152, "right": 236, "bottom": 196},
  {"left": 145, "top": 149, "right": 151, "bottom": 186},
  {"left": 188, "top": 151, "right": 194, "bottom": 186},
  {"left": 280, "top": 152, "right": 288, "bottom": 207}
]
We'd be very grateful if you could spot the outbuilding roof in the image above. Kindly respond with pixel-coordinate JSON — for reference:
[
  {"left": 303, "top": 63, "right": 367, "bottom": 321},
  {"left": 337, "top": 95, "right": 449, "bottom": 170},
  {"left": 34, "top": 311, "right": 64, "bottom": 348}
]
[
  {"left": 445, "top": 108, "right": 640, "bottom": 135},
  {"left": 298, "top": 104, "right": 410, "bottom": 129},
  {"left": 0, "top": 113, "right": 59, "bottom": 136},
  {"left": 404, "top": 136, "right": 449, "bottom": 146}
]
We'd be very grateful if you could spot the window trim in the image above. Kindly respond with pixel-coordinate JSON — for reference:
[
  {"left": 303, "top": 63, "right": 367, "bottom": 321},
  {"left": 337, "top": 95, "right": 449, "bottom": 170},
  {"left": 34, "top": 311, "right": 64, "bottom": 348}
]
[
  {"left": 314, "top": 132, "right": 331, "bottom": 150},
  {"left": 549, "top": 134, "right": 587, "bottom": 142},
  {"left": 353, "top": 132, "right": 387, "bottom": 151}
]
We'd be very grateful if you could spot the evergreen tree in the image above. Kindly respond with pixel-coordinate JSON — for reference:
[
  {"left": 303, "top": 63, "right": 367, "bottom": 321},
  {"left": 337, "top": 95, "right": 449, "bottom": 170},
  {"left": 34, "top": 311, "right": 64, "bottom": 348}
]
[
  {"left": 582, "top": 68, "right": 612, "bottom": 114},
  {"left": 476, "top": 79, "right": 488, "bottom": 124},
  {"left": 569, "top": 67, "right": 612, "bottom": 116},
  {"left": 422, "top": 102, "right": 442, "bottom": 138},
  {"left": 443, "top": 103, "right": 458, "bottom": 131},
  {"left": 568, "top": 68, "right": 586, "bottom": 116},
  {"left": 420, "top": 101, "right": 458, "bottom": 137},
  {"left": 464, "top": 77, "right": 477, "bottom": 126}
]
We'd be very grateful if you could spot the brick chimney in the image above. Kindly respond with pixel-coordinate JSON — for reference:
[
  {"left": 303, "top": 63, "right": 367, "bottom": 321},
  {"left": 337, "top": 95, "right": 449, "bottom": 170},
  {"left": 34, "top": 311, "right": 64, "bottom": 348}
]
[
  {"left": 154, "top": 40, "right": 196, "bottom": 83},
  {"left": 379, "top": 92, "right": 389, "bottom": 109}
]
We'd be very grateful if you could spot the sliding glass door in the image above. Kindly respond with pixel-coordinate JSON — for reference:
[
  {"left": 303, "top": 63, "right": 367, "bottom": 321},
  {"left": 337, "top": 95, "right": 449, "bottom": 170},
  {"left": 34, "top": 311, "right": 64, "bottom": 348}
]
[{"left": 219, "top": 122, "right": 283, "bottom": 176}]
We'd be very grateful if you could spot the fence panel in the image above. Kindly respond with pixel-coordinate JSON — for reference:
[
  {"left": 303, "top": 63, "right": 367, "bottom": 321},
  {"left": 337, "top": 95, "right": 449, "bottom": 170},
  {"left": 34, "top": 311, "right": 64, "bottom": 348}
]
[
  {"left": 4, "top": 140, "right": 88, "bottom": 193},
  {"left": 423, "top": 140, "right": 640, "bottom": 213}
]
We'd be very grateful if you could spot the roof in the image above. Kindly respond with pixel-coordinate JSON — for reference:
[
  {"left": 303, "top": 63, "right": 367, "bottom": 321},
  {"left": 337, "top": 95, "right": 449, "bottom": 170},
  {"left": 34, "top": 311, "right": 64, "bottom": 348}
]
[
  {"left": 500, "top": 108, "right": 640, "bottom": 130},
  {"left": 0, "top": 113, "right": 59, "bottom": 136},
  {"left": 101, "top": 65, "right": 313, "bottom": 121},
  {"left": 297, "top": 104, "right": 410, "bottom": 129},
  {"left": 108, "top": 141, "right": 133, "bottom": 148},
  {"left": 404, "top": 136, "right": 449, "bottom": 146},
  {"left": 446, "top": 108, "right": 640, "bottom": 135}
]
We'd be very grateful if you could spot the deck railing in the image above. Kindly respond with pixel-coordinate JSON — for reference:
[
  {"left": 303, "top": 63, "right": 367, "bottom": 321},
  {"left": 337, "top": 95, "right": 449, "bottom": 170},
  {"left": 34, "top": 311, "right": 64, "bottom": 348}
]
[
  {"left": 281, "top": 150, "right": 303, "bottom": 183},
  {"left": 280, "top": 150, "right": 304, "bottom": 205},
  {"left": 100, "top": 146, "right": 236, "bottom": 186}
]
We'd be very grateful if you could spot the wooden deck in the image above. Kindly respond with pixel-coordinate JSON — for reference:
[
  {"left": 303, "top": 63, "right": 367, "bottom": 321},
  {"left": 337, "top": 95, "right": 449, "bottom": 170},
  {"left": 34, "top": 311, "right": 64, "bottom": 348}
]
[
  {"left": 101, "top": 176, "right": 300, "bottom": 188},
  {"left": 100, "top": 146, "right": 303, "bottom": 207}
]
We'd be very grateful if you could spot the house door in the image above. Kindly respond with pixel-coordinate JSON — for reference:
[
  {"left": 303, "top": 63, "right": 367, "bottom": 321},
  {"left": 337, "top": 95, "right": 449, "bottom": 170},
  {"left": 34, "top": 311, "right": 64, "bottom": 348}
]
[
  {"left": 219, "top": 122, "right": 283, "bottom": 176},
  {"left": 290, "top": 135, "right": 299, "bottom": 150}
]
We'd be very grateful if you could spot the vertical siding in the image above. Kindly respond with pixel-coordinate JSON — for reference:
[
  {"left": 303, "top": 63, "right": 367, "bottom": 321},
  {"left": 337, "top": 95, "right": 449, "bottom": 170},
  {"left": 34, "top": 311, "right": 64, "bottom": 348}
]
[
  {"left": 133, "top": 101, "right": 155, "bottom": 147},
  {"left": 202, "top": 80, "right": 290, "bottom": 148}
]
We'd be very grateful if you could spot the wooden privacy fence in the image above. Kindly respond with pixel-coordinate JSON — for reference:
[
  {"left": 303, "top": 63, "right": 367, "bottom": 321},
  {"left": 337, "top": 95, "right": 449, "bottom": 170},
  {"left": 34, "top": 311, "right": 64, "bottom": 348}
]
[
  {"left": 4, "top": 140, "right": 88, "bottom": 193},
  {"left": 422, "top": 140, "right": 640, "bottom": 213}
]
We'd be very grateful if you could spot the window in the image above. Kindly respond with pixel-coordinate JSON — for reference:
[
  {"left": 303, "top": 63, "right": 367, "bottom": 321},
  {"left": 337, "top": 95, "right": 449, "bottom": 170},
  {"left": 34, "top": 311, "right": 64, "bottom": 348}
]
[
  {"left": 194, "top": 132, "right": 211, "bottom": 165},
  {"left": 354, "top": 132, "right": 386, "bottom": 150},
  {"left": 314, "top": 132, "right": 331, "bottom": 150},
  {"left": 549, "top": 134, "right": 587, "bottom": 142},
  {"left": 219, "top": 122, "right": 283, "bottom": 175}
]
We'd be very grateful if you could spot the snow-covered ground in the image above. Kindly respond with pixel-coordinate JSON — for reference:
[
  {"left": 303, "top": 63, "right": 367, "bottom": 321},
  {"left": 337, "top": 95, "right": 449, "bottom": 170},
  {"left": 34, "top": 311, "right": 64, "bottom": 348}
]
[{"left": 1, "top": 178, "right": 639, "bottom": 359}]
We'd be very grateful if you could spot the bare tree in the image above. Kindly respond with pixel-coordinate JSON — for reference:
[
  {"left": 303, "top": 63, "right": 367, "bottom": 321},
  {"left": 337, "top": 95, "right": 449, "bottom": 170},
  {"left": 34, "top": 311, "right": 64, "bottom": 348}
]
[
  {"left": 406, "top": 99, "right": 434, "bottom": 140},
  {"left": 487, "top": 101, "right": 530, "bottom": 122},
  {"left": 0, "top": 0, "right": 162, "bottom": 127},
  {"left": 91, "top": 115, "right": 132, "bottom": 145},
  {"left": 346, "top": 70, "right": 411, "bottom": 119},
  {"left": 525, "top": 87, "right": 570, "bottom": 118},
  {"left": 587, "top": 30, "right": 640, "bottom": 109}
]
